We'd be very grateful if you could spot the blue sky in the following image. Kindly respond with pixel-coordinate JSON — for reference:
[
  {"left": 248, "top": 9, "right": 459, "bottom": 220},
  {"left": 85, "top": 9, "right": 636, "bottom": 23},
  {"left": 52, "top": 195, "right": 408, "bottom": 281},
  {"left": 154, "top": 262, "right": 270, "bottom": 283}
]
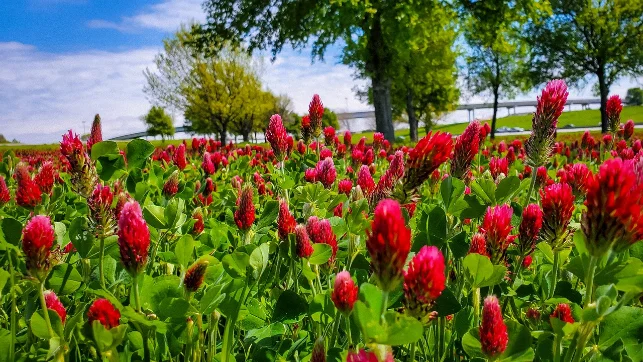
[{"left": 0, "top": 0, "right": 641, "bottom": 144}]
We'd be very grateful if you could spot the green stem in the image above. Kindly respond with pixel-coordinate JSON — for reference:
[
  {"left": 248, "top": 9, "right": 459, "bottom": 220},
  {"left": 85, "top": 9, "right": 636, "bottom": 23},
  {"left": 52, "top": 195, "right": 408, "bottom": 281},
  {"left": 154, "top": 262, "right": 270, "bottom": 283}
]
[
  {"left": 554, "top": 334, "right": 561, "bottom": 362},
  {"left": 473, "top": 288, "right": 481, "bottom": 327},
  {"left": 583, "top": 256, "right": 598, "bottom": 308},
  {"left": 550, "top": 251, "right": 560, "bottom": 299},
  {"left": 523, "top": 170, "right": 538, "bottom": 209},
  {"left": 222, "top": 284, "right": 247, "bottom": 362},
  {"left": 345, "top": 314, "right": 352, "bottom": 348},
  {"left": 8, "top": 251, "right": 16, "bottom": 362},
  {"left": 38, "top": 281, "right": 55, "bottom": 338},
  {"left": 142, "top": 329, "right": 151, "bottom": 362},
  {"left": 410, "top": 341, "right": 417, "bottom": 362},
  {"left": 380, "top": 290, "right": 389, "bottom": 323},
  {"left": 329, "top": 311, "right": 341, "bottom": 348},
  {"left": 99, "top": 235, "right": 106, "bottom": 289},
  {"left": 133, "top": 275, "right": 142, "bottom": 313},
  {"left": 571, "top": 328, "right": 592, "bottom": 362}
]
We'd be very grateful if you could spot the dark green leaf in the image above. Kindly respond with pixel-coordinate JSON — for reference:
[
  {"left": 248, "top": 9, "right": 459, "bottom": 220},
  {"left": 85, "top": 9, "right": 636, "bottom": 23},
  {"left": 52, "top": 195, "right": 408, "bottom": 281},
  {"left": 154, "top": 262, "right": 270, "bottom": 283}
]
[
  {"left": 126, "top": 139, "right": 155, "bottom": 170},
  {"left": 273, "top": 290, "right": 307, "bottom": 323},
  {"left": 309, "top": 243, "right": 332, "bottom": 265}
]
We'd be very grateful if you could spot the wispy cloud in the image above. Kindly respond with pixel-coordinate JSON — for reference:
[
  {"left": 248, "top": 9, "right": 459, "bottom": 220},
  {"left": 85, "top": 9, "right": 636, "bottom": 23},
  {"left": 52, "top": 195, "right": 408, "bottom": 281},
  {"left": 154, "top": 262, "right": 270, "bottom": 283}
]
[{"left": 87, "top": 0, "right": 205, "bottom": 33}]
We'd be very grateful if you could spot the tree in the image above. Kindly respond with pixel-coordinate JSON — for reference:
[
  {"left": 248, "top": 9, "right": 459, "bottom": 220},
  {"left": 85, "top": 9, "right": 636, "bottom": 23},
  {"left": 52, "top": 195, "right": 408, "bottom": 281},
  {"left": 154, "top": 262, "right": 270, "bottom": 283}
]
[
  {"left": 271, "top": 94, "right": 300, "bottom": 136},
  {"left": 322, "top": 108, "right": 340, "bottom": 131},
  {"left": 183, "top": 47, "right": 263, "bottom": 144},
  {"left": 230, "top": 89, "right": 276, "bottom": 142},
  {"left": 142, "top": 106, "right": 175, "bottom": 141},
  {"left": 196, "top": 0, "right": 444, "bottom": 143},
  {"left": 460, "top": 0, "right": 532, "bottom": 139},
  {"left": 625, "top": 88, "right": 643, "bottom": 106},
  {"left": 524, "top": 0, "right": 643, "bottom": 133}
]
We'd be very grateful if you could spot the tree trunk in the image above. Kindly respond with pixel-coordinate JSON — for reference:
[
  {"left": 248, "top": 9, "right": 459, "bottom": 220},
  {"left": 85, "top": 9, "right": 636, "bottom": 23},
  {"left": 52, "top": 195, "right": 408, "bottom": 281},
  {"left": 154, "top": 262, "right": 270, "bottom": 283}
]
[
  {"left": 490, "top": 85, "right": 500, "bottom": 140},
  {"left": 597, "top": 68, "right": 609, "bottom": 134},
  {"left": 406, "top": 87, "right": 418, "bottom": 142},
  {"left": 219, "top": 124, "right": 227, "bottom": 145},
  {"left": 366, "top": 13, "right": 395, "bottom": 143},
  {"left": 242, "top": 132, "right": 250, "bottom": 143}
]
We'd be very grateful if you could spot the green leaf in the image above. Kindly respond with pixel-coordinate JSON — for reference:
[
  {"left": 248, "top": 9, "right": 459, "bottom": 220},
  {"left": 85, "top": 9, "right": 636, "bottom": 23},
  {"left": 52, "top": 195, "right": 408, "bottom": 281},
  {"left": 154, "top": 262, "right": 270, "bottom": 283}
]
[
  {"left": 90, "top": 141, "right": 119, "bottom": 160},
  {"left": 309, "top": 293, "right": 335, "bottom": 323},
  {"left": 462, "top": 329, "right": 485, "bottom": 359},
  {"left": 256, "top": 200, "right": 279, "bottom": 230},
  {"left": 68, "top": 217, "right": 94, "bottom": 259},
  {"left": 47, "top": 263, "right": 84, "bottom": 295},
  {"left": 463, "top": 253, "right": 494, "bottom": 288},
  {"left": 309, "top": 243, "right": 332, "bottom": 265},
  {"left": 249, "top": 243, "right": 270, "bottom": 279},
  {"left": 0, "top": 329, "right": 11, "bottom": 362},
  {"left": 1, "top": 218, "right": 22, "bottom": 246},
  {"left": 245, "top": 323, "right": 287, "bottom": 346},
  {"left": 273, "top": 290, "right": 308, "bottom": 323},
  {"left": 460, "top": 194, "right": 487, "bottom": 219},
  {"left": 164, "top": 198, "right": 185, "bottom": 229},
  {"left": 376, "top": 312, "right": 424, "bottom": 345},
  {"left": 470, "top": 178, "right": 496, "bottom": 205},
  {"left": 435, "top": 286, "right": 462, "bottom": 316},
  {"left": 495, "top": 176, "right": 521, "bottom": 204},
  {"left": 30, "top": 309, "right": 64, "bottom": 339},
  {"left": 536, "top": 242, "right": 555, "bottom": 264},
  {"left": 454, "top": 307, "right": 474, "bottom": 337},
  {"left": 599, "top": 306, "right": 643, "bottom": 348},
  {"left": 143, "top": 205, "right": 166, "bottom": 229},
  {"left": 498, "top": 321, "right": 533, "bottom": 361},
  {"left": 158, "top": 297, "right": 191, "bottom": 319},
  {"left": 440, "top": 176, "right": 465, "bottom": 211},
  {"left": 174, "top": 235, "right": 194, "bottom": 268},
  {"left": 427, "top": 206, "right": 447, "bottom": 247},
  {"left": 222, "top": 252, "right": 250, "bottom": 279},
  {"left": 126, "top": 139, "right": 155, "bottom": 170}
]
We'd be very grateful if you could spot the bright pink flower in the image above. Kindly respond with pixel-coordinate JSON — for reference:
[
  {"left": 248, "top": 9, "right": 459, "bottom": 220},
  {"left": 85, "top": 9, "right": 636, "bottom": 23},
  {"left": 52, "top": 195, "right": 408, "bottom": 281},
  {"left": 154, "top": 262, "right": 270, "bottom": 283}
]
[
  {"left": 234, "top": 184, "right": 255, "bottom": 231},
  {"left": 489, "top": 157, "right": 508, "bottom": 181},
  {"left": 522, "top": 255, "right": 533, "bottom": 268},
  {"left": 582, "top": 158, "right": 643, "bottom": 256},
  {"left": 324, "top": 126, "right": 336, "bottom": 146},
  {"left": 480, "top": 296, "right": 508, "bottom": 358},
  {"left": 277, "top": 199, "right": 296, "bottom": 239},
  {"left": 266, "top": 114, "right": 289, "bottom": 159},
  {"left": 315, "top": 157, "right": 336, "bottom": 188},
  {"left": 518, "top": 204, "right": 542, "bottom": 255},
  {"left": 295, "top": 225, "right": 314, "bottom": 258},
  {"left": 525, "top": 80, "right": 568, "bottom": 167},
  {"left": 550, "top": 303, "right": 574, "bottom": 324},
  {"left": 35, "top": 161, "right": 56, "bottom": 195},
  {"left": 564, "top": 163, "right": 592, "bottom": 198},
  {"left": 203, "top": 177, "right": 215, "bottom": 196},
  {"left": 118, "top": 201, "right": 151, "bottom": 275},
  {"left": 540, "top": 183, "right": 575, "bottom": 249},
  {"left": 624, "top": 120, "right": 635, "bottom": 140},
  {"left": 174, "top": 143, "right": 187, "bottom": 170},
  {"left": 0, "top": 176, "right": 10, "bottom": 204},
  {"left": 451, "top": 121, "right": 480, "bottom": 180},
  {"left": 305, "top": 168, "right": 317, "bottom": 183},
  {"left": 331, "top": 271, "right": 358, "bottom": 314},
  {"left": 338, "top": 179, "right": 353, "bottom": 195},
  {"left": 468, "top": 233, "right": 488, "bottom": 257},
  {"left": 22, "top": 215, "right": 55, "bottom": 277},
  {"left": 367, "top": 199, "right": 411, "bottom": 292},
  {"left": 481, "top": 204, "right": 514, "bottom": 261},
  {"left": 404, "top": 246, "right": 446, "bottom": 319},
  {"left": 308, "top": 95, "right": 324, "bottom": 138},
  {"left": 87, "top": 114, "right": 103, "bottom": 151},
  {"left": 405, "top": 132, "right": 453, "bottom": 191},
  {"left": 344, "top": 131, "right": 352, "bottom": 147},
  {"left": 88, "top": 184, "right": 115, "bottom": 232},
  {"left": 306, "top": 217, "right": 337, "bottom": 263},
  {"left": 202, "top": 152, "right": 215, "bottom": 175},
  {"left": 87, "top": 298, "right": 120, "bottom": 330},
  {"left": 44, "top": 290, "right": 67, "bottom": 323},
  {"left": 163, "top": 171, "right": 180, "bottom": 197},
  {"left": 60, "top": 130, "right": 84, "bottom": 161},
  {"left": 606, "top": 95, "right": 623, "bottom": 133},
  {"left": 373, "top": 132, "right": 385, "bottom": 150},
  {"left": 192, "top": 209, "right": 204, "bottom": 235},
  {"left": 347, "top": 349, "right": 394, "bottom": 362},
  {"left": 357, "top": 165, "right": 375, "bottom": 195},
  {"left": 184, "top": 260, "right": 208, "bottom": 292},
  {"left": 14, "top": 164, "right": 41, "bottom": 208}
]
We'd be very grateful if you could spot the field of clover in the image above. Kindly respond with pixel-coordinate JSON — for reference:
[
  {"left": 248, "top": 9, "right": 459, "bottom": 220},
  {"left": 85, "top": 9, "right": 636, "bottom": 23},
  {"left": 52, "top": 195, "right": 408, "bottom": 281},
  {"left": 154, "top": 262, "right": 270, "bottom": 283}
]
[{"left": 1, "top": 80, "right": 643, "bottom": 362}]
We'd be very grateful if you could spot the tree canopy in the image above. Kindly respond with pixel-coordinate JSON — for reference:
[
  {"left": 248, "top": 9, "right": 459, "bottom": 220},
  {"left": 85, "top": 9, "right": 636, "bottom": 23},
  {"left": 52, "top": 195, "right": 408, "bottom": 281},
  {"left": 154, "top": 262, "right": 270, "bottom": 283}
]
[{"left": 142, "top": 106, "right": 175, "bottom": 140}]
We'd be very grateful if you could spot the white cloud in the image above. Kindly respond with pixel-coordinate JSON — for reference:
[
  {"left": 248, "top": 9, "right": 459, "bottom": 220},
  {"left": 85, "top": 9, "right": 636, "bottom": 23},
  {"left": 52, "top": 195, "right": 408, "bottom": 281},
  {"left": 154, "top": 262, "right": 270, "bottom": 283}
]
[
  {"left": 0, "top": 42, "right": 368, "bottom": 144},
  {"left": 87, "top": 0, "right": 205, "bottom": 33}
]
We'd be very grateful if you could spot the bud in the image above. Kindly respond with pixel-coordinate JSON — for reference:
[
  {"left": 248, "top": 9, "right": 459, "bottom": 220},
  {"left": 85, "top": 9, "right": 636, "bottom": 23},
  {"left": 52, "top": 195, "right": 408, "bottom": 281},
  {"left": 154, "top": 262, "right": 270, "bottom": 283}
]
[
  {"left": 308, "top": 95, "right": 324, "bottom": 138},
  {"left": 0, "top": 176, "right": 10, "bottom": 204},
  {"left": 88, "top": 184, "right": 115, "bottom": 235},
  {"left": 623, "top": 120, "right": 635, "bottom": 140},
  {"left": 87, "top": 114, "right": 103, "bottom": 151},
  {"left": 305, "top": 168, "right": 317, "bottom": 183},
  {"left": 606, "top": 95, "right": 623, "bottom": 134},
  {"left": 451, "top": 121, "right": 480, "bottom": 180},
  {"left": 480, "top": 296, "right": 508, "bottom": 358},
  {"left": 404, "top": 246, "right": 446, "bottom": 322},
  {"left": 311, "top": 337, "right": 326, "bottom": 362},
  {"left": 357, "top": 165, "right": 375, "bottom": 195},
  {"left": 202, "top": 152, "right": 215, "bottom": 175},
  {"left": 331, "top": 271, "right": 358, "bottom": 314},
  {"left": 468, "top": 233, "right": 489, "bottom": 257},
  {"left": 366, "top": 199, "right": 411, "bottom": 292},
  {"left": 525, "top": 80, "right": 568, "bottom": 167},
  {"left": 60, "top": 130, "right": 97, "bottom": 197},
  {"left": 35, "top": 161, "right": 56, "bottom": 195},
  {"left": 295, "top": 225, "right": 314, "bottom": 258},
  {"left": 234, "top": 184, "right": 255, "bottom": 231},
  {"left": 14, "top": 164, "right": 41, "bottom": 208},
  {"left": 174, "top": 143, "right": 188, "bottom": 170},
  {"left": 481, "top": 204, "right": 515, "bottom": 263},
  {"left": 87, "top": 298, "right": 120, "bottom": 330},
  {"left": 550, "top": 303, "right": 574, "bottom": 324},
  {"left": 163, "top": 170, "right": 180, "bottom": 197},
  {"left": 277, "top": 199, "right": 296, "bottom": 239},
  {"left": 301, "top": 115, "right": 312, "bottom": 144},
  {"left": 184, "top": 260, "right": 209, "bottom": 292},
  {"left": 518, "top": 204, "right": 543, "bottom": 256},
  {"left": 315, "top": 157, "right": 337, "bottom": 189},
  {"left": 489, "top": 157, "right": 508, "bottom": 181},
  {"left": 266, "top": 114, "right": 290, "bottom": 159},
  {"left": 22, "top": 215, "right": 55, "bottom": 279},
  {"left": 192, "top": 208, "right": 204, "bottom": 235},
  {"left": 338, "top": 179, "right": 353, "bottom": 195},
  {"left": 540, "top": 183, "right": 575, "bottom": 250},
  {"left": 564, "top": 163, "right": 592, "bottom": 199},
  {"left": 118, "top": 201, "right": 151, "bottom": 275},
  {"left": 44, "top": 290, "right": 67, "bottom": 323}
]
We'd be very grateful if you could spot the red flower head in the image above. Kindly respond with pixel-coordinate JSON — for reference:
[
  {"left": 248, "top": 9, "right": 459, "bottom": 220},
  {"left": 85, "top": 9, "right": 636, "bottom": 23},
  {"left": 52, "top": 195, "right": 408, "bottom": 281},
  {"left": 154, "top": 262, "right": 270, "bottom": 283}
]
[
  {"left": 324, "top": 126, "right": 336, "bottom": 146},
  {"left": 624, "top": 120, "right": 635, "bottom": 140},
  {"left": 44, "top": 290, "right": 67, "bottom": 323},
  {"left": 308, "top": 95, "right": 324, "bottom": 138},
  {"left": 277, "top": 198, "right": 296, "bottom": 239},
  {"left": 60, "top": 130, "right": 84, "bottom": 162},
  {"left": 564, "top": 163, "right": 592, "bottom": 198},
  {"left": 540, "top": 183, "right": 575, "bottom": 249},
  {"left": 88, "top": 184, "right": 115, "bottom": 233},
  {"left": 370, "top": 151, "right": 406, "bottom": 206},
  {"left": 480, "top": 296, "right": 508, "bottom": 358},
  {"left": 518, "top": 204, "right": 543, "bottom": 255},
  {"left": 0, "top": 176, "right": 10, "bottom": 204},
  {"left": 315, "top": 157, "right": 337, "bottom": 188},
  {"left": 202, "top": 152, "right": 215, "bottom": 175},
  {"left": 525, "top": 79, "right": 568, "bottom": 167},
  {"left": 331, "top": 271, "right": 359, "bottom": 314},
  {"left": 184, "top": 260, "right": 208, "bottom": 292},
  {"left": 367, "top": 199, "right": 411, "bottom": 292},
  {"left": 35, "top": 161, "right": 56, "bottom": 195},
  {"left": 550, "top": 303, "right": 574, "bottom": 324},
  {"left": 174, "top": 143, "right": 187, "bottom": 170},
  {"left": 22, "top": 215, "right": 55, "bottom": 278},
  {"left": 344, "top": 130, "right": 352, "bottom": 147},
  {"left": 357, "top": 165, "right": 375, "bottom": 195},
  {"left": 405, "top": 132, "right": 453, "bottom": 191},
  {"left": 203, "top": 177, "right": 215, "bottom": 196},
  {"left": 61, "top": 130, "right": 97, "bottom": 196},
  {"left": 192, "top": 208, "right": 204, "bottom": 235},
  {"left": 606, "top": 95, "right": 623, "bottom": 134},
  {"left": 311, "top": 338, "right": 326, "bottom": 362},
  {"left": 266, "top": 114, "right": 289, "bottom": 159},
  {"left": 451, "top": 121, "right": 481, "bottom": 180},
  {"left": 338, "top": 179, "right": 353, "bottom": 195},
  {"left": 522, "top": 255, "right": 533, "bottom": 268},
  {"left": 301, "top": 115, "right": 313, "bottom": 144},
  {"left": 297, "top": 140, "right": 307, "bottom": 154},
  {"left": 480, "top": 204, "right": 514, "bottom": 263},
  {"left": 234, "top": 184, "right": 255, "bottom": 231},
  {"left": 14, "top": 164, "right": 41, "bottom": 208},
  {"left": 468, "top": 233, "right": 488, "bottom": 257},
  {"left": 305, "top": 168, "right": 318, "bottom": 183},
  {"left": 163, "top": 170, "right": 180, "bottom": 197},
  {"left": 87, "top": 298, "right": 120, "bottom": 330},
  {"left": 581, "top": 131, "right": 595, "bottom": 150},
  {"left": 373, "top": 132, "right": 385, "bottom": 150},
  {"left": 118, "top": 201, "right": 151, "bottom": 275},
  {"left": 87, "top": 114, "right": 103, "bottom": 151},
  {"left": 489, "top": 157, "right": 509, "bottom": 181},
  {"left": 404, "top": 246, "right": 446, "bottom": 321},
  {"left": 306, "top": 217, "right": 337, "bottom": 263},
  {"left": 582, "top": 158, "right": 643, "bottom": 257},
  {"left": 295, "top": 224, "right": 314, "bottom": 258},
  {"left": 347, "top": 349, "right": 380, "bottom": 362}
]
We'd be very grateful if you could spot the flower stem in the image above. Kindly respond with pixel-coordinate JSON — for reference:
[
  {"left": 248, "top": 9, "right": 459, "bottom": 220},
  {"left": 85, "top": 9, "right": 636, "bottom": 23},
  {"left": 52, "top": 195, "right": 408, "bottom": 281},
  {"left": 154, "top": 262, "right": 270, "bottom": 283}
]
[
  {"left": 380, "top": 290, "right": 389, "bottom": 323},
  {"left": 8, "top": 251, "right": 16, "bottom": 361},
  {"left": 473, "top": 288, "right": 481, "bottom": 326},
  {"left": 329, "top": 311, "right": 341, "bottom": 348},
  {"left": 523, "top": 171, "right": 538, "bottom": 209},
  {"left": 583, "top": 256, "right": 598, "bottom": 307},
  {"left": 99, "top": 235, "right": 106, "bottom": 289},
  {"left": 549, "top": 251, "right": 560, "bottom": 299},
  {"left": 133, "top": 275, "right": 142, "bottom": 313},
  {"left": 345, "top": 314, "right": 352, "bottom": 348},
  {"left": 38, "top": 281, "right": 55, "bottom": 338},
  {"left": 553, "top": 334, "right": 561, "bottom": 362},
  {"left": 410, "top": 341, "right": 417, "bottom": 362}
]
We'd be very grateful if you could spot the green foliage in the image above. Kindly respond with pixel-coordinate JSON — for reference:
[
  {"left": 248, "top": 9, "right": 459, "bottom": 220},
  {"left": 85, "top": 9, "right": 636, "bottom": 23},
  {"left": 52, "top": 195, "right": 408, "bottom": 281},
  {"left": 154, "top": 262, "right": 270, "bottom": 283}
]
[
  {"left": 626, "top": 88, "right": 643, "bottom": 106},
  {"left": 142, "top": 106, "right": 175, "bottom": 140}
]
